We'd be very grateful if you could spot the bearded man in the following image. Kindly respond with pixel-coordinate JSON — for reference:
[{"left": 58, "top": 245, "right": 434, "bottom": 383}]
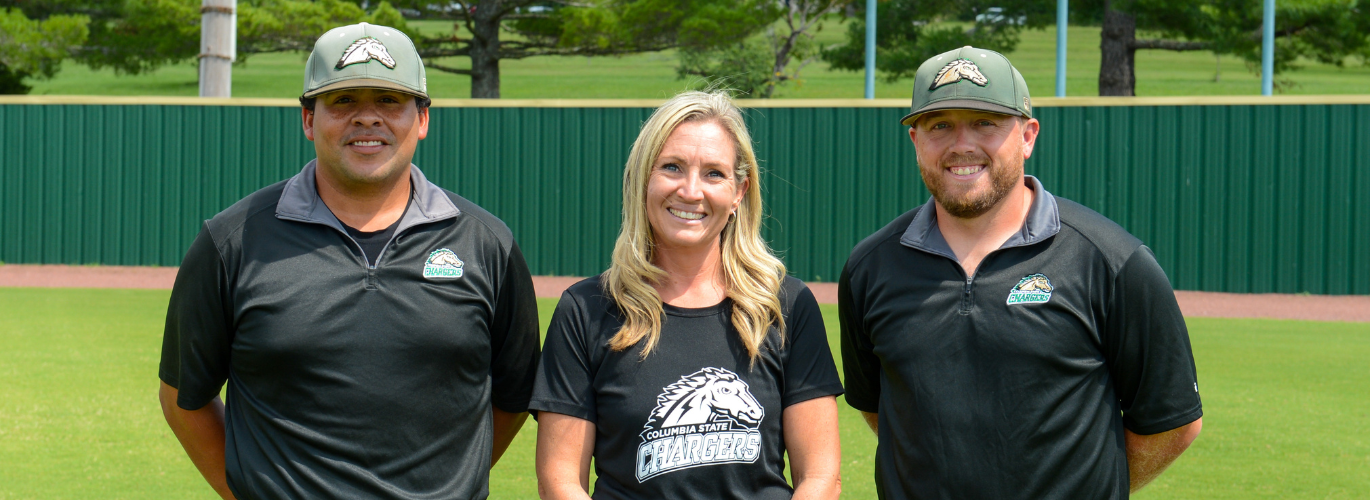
[{"left": 838, "top": 46, "right": 1203, "bottom": 499}]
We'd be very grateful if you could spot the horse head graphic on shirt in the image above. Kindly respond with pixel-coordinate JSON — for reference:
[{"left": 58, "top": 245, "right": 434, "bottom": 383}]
[
  {"left": 645, "top": 367, "right": 764, "bottom": 431},
  {"left": 634, "top": 367, "right": 767, "bottom": 481}
]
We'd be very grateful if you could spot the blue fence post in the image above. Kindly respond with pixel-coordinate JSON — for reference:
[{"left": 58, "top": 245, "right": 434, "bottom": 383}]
[
  {"left": 1262, "top": 0, "right": 1274, "bottom": 95},
  {"left": 864, "top": 0, "right": 876, "bottom": 99},
  {"left": 1056, "top": 0, "right": 1067, "bottom": 97}
]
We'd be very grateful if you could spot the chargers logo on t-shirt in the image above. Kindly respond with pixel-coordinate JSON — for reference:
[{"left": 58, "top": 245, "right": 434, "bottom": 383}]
[
  {"left": 635, "top": 367, "right": 764, "bottom": 482},
  {"left": 422, "top": 248, "right": 464, "bottom": 279}
]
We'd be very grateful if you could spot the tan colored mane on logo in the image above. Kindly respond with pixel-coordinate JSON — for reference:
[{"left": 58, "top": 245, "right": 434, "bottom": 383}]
[
  {"left": 336, "top": 37, "right": 397, "bottom": 70},
  {"left": 930, "top": 59, "right": 989, "bottom": 91},
  {"left": 429, "top": 251, "right": 462, "bottom": 268},
  {"left": 1017, "top": 275, "right": 1053, "bottom": 292}
]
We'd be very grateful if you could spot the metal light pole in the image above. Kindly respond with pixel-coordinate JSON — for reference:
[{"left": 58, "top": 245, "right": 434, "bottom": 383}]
[
  {"left": 1056, "top": 0, "right": 1067, "bottom": 97},
  {"left": 1261, "top": 0, "right": 1274, "bottom": 95},
  {"left": 864, "top": 0, "right": 875, "bottom": 99},
  {"left": 199, "top": 0, "right": 236, "bottom": 98}
]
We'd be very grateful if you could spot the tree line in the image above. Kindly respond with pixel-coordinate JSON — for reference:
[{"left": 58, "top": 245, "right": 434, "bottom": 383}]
[{"left": 2, "top": 0, "right": 1366, "bottom": 98}]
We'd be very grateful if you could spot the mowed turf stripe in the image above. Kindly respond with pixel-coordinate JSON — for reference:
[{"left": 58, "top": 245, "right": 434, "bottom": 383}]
[{"left": 1, "top": 289, "right": 1366, "bottom": 498}]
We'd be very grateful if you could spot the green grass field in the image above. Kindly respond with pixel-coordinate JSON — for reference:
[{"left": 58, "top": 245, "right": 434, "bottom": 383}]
[
  {"left": 24, "top": 19, "right": 1370, "bottom": 98},
  {"left": 1, "top": 287, "right": 1368, "bottom": 498}
]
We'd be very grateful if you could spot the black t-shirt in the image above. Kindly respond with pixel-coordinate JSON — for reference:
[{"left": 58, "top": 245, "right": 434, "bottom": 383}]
[
  {"left": 341, "top": 193, "right": 408, "bottom": 267},
  {"left": 159, "top": 162, "right": 542, "bottom": 500},
  {"left": 840, "top": 177, "right": 1202, "bottom": 499},
  {"left": 530, "top": 275, "right": 844, "bottom": 500},
  {"left": 345, "top": 222, "right": 395, "bottom": 267}
]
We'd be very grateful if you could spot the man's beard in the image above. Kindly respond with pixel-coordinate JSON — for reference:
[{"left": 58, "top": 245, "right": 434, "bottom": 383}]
[{"left": 919, "top": 152, "right": 1022, "bottom": 219}]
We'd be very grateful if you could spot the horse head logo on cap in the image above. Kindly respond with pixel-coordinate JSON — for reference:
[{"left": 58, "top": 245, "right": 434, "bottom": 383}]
[
  {"left": 336, "top": 37, "right": 397, "bottom": 70},
  {"left": 930, "top": 58, "right": 989, "bottom": 91}
]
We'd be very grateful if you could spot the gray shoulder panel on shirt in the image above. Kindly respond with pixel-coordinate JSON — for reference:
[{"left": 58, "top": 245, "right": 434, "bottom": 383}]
[{"left": 204, "top": 179, "right": 289, "bottom": 251}]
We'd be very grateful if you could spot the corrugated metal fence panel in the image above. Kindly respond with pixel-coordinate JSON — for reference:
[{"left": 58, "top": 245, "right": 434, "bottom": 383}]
[
  {"left": 413, "top": 107, "right": 654, "bottom": 277},
  {"left": 1027, "top": 104, "right": 1370, "bottom": 295},
  {"left": 0, "top": 104, "right": 315, "bottom": 267},
  {"left": 2, "top": 103, "right": 1367, "bottom": 295},
  {"left": 748, "top": 107, "right": 925, "bottom": 283}
]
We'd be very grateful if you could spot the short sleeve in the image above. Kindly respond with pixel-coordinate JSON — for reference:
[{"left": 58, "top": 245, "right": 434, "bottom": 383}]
[
  {"left": 1104, "top": 245, "right": 1203, "bottom": 435},
  {"left": 839, "top": 263, "right": 881, "bottom": 413},
  {"left": 528, "top": 291, "right": 598, "bottom": 423},
  {"left": 489, "top": 242, "right": 542, "bottom": 414},
  {"left": 159, "top": 224, "right": 235, "bottom": 411},
  {"left": 780, "top": 284, "right": 844, "bottom": 408}
]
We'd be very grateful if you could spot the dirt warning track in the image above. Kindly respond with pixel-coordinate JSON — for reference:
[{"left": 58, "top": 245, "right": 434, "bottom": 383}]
[{"left": 2, "top": 264, "right": 1367, "bottom": 323}]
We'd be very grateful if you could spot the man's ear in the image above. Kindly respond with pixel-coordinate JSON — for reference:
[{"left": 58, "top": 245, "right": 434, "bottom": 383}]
[
  {"left": 416, "top": 107, "right": 430, "bottom": 141},
  {"left": 302, "top": 107, "right": 316, "bottom": 142},
  {"left": 1020, "top": 117, "right": 1041, "bottom": 159}
]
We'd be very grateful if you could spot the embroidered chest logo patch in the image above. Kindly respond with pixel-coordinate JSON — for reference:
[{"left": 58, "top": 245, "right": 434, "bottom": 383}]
[
  {"left": 635, "top": 367, "right": 765, "bottom": 482},
  {"left": 336, "top": 37, "right": 397, "bottom": 70},
  {"left": 422, "top": 248, "right": 463, "bottom": 279},
  {"left": 930, "top": 58, "right": 989, "bottom": 91},
  {"left": 1007, "top": 273, "right": 1053, "bottom": 305}
]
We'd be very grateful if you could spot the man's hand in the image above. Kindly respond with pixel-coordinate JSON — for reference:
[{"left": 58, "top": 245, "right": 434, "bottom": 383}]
[
  {"left": 1126, "top": 417, "right": 1203, "bottom": 493},
  {"left": 159, "top": 381, "right": 236, "bottom": 500},
  {"left": 491, "top": 407, "right": 529, "bottom": 467}
]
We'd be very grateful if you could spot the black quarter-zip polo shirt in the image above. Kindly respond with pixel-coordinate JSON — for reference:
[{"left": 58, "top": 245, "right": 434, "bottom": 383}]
[
  {"left": 159, "top": 160, "right": 541, "bottom": 500},
  {"left": 839, "top": 176, "right": 1202, "bottom": 500}
]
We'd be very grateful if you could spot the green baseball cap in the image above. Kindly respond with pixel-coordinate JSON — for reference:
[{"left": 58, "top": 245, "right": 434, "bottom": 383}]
[
  {"left": 900, "top": 46, "right": 1031, "bottom": 126},
  {"left": 302, "top": 22, "right": 428, "bottom": 99}
]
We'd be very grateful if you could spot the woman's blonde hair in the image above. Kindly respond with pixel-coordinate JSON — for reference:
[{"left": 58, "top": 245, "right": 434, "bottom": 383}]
[{"left": 604, "top": 90, "right": 787, "bottom": 365}]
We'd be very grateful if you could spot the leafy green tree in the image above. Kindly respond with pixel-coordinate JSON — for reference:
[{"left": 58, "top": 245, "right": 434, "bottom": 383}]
[
  {"left": 677, "top": 38, "right": 775, "bottom": 96},
  {"left": 0, "top": 0, "right": 397, "bottom": 94},
  {"left": 1, "top": 0, "right": 792, "bottom": 98},
  {"left": 0, "top": 7, "right": 88, "bottom": 93},
  {"left": 678, "top": 0, "right": 850, "bottom": 98},
  {"left": 395, "top": 0, "right": 779, "bottom": 98},
  {"left": 1086, "top": 0, "right": 1370, "bottom": 95},
  {"left": 821, "top": 0, "right": 1053, "bottom": 83}
]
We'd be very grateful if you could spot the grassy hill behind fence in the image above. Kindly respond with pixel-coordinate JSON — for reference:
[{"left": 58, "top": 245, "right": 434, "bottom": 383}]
[{"left": 24, "top": 20, "right": 1370, "bottom": 99}]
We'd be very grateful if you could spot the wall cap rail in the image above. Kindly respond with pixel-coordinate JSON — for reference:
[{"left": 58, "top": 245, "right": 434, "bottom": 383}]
[{"left": 3, "top": 94, "right": 1369, "bottom": 107}]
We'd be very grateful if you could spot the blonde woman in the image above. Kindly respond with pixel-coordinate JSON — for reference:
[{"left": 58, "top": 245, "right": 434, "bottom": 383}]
[{"left": 530, "top": 91, "right": 843, "bottom": 500}]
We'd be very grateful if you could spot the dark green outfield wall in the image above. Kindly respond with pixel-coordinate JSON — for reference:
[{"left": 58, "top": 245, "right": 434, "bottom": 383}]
[{"left": 3, "top": 101, "right": 1368, "bottom": 294}]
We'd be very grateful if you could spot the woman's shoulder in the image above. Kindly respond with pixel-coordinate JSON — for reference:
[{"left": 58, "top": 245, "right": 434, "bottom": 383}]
[
  {"left": 556, "top": 274, "right": 622, "bottom": 320},
  {"left": 778, "top": 275, "right": 816, "bottom": 311},
  {"left": 780, "top": 274, "right": 807, "bottom": 293},
  {"left": 563, "top": 274, "right": 607, "bottom": 299}
]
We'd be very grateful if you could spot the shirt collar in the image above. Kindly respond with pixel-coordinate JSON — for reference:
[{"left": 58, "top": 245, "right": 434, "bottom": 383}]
[
  {"left": 275, "top": 159, "right": 461, "bottom": 233},
  {"left": 899, "top": 175, "right": 1061, "bottom": 259}
]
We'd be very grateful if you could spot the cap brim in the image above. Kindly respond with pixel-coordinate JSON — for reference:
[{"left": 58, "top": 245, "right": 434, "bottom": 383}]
[
  {"left": 899, "top": 99, "right": 1023, "bottom": 126},
  {"left": 303, "top": 78, "right": 427, "bottom": 99}
]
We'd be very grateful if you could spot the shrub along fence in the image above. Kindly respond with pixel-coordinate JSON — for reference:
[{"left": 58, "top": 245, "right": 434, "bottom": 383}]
[{"left": 2, "top": 95, "right": 1367, "bottom": 295}]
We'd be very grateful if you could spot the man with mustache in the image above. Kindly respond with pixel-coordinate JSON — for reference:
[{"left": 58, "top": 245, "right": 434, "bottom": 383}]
[
  {"left": 157, "top": 23, "right": 540, "bottom": 499},
  {"left": 839, "top": 46, "right": 1203, "bottom": 499}
]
